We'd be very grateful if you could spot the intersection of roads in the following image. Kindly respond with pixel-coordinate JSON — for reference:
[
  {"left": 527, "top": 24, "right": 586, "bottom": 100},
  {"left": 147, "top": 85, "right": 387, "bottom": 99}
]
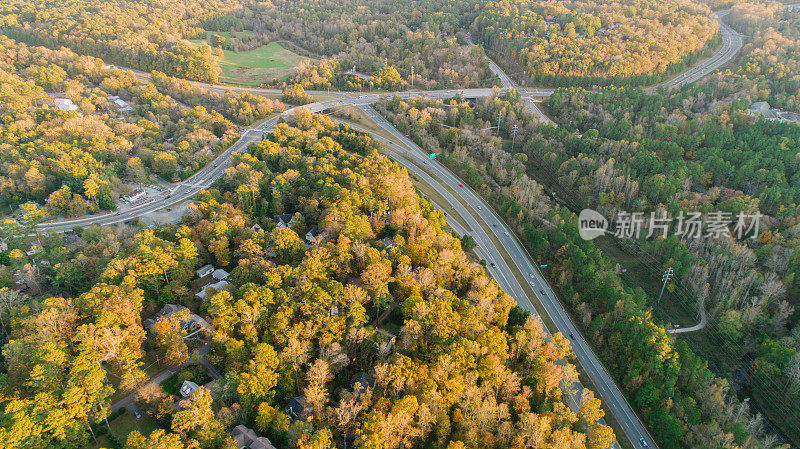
[{"left": 35, "top": 10, "right": 751, "bottom": 449}]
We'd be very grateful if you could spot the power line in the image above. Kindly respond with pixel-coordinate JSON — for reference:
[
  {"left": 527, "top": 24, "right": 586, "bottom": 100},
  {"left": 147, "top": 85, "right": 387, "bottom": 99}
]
[{"left": 657, "top": 267, "right": 673, "bottom": 307}]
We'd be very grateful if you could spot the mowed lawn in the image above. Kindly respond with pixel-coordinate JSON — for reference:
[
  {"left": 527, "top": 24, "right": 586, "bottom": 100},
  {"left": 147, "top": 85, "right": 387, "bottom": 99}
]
[
  {"left": 86, "top": 411, "right": 160, "bottom": 448},
  {"left": 190, "top": 37, "right": 314, "bottom": 87}
]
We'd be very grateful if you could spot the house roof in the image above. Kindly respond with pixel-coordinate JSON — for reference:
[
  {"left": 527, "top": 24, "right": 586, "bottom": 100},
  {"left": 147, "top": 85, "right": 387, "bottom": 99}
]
[
  {"left": 351, "top": 372, "right": 376, "bottom": 394},
  {"left": 196, "top": 280, "right": 229, "bottom": 300},
  {"left": 274, "top": 213, "right": 294, "bottom": 227},
  {"left": 212, "top": 268, "right": 229, "bottom": 280},
  {"left": 232, "top": 425, "right": 276, "bottom": 449},
  {"left": 196, "top": 264, "right": 214, "bottom": 277},
  {"left": 285, "top": 396, "right": 308, "bottom": 419},
  {"left": 180, "top": 380, "right": 199, "bottom": 397}
]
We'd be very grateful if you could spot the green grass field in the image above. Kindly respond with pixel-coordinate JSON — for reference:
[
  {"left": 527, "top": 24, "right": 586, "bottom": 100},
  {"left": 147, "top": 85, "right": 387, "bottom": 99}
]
[
  {"left": 189, "top": 36, "right": 314, "bottom": 87},
  {"left": 86, "top": 411, "right": 159, "bottom": 449}
]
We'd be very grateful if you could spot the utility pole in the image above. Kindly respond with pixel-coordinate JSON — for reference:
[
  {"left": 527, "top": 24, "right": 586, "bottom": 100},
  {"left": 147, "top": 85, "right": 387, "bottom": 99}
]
[
  {"left": 411, "top": 65, "right": 415, "bottom": 87},
  {"left": 657, "top": 267, "right": 673, "bottom": 306},
  {"left": 496, "top": 110, "right": 503, "bottom": 137},
  {"left": 511, "top": 124, "right": 518, "bottom": 151}
]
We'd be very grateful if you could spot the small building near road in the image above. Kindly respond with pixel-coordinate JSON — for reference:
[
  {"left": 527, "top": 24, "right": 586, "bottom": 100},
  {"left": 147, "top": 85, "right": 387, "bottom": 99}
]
[
  {"left": 122, "top": 189, "right": 147, "bottom": 203},
  {"left": 749, "top": 101, "right": 779, "bottom": 119},
  {"left": 180, "top": 380, "right": 199, "bottom": 398}
]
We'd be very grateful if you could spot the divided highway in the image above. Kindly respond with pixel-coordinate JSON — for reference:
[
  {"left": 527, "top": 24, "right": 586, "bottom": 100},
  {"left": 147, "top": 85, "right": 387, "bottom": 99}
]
[
  {"left": 358, "top": 104, "right": 649, "bottom": 449},
  {"left": 661, "top": 10, "right": 744, "bottom": 89},
  {"left": 34, "top": 10, "right": 748, "bottom": 449}
]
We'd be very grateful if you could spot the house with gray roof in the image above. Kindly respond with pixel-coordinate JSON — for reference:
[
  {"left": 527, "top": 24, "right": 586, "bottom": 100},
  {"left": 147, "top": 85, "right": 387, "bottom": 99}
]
[{"left": 232, "top": 425, "right": 276, "bottom": 449}]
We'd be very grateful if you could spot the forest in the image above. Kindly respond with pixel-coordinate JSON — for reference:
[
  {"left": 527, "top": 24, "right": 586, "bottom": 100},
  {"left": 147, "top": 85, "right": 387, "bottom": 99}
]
[
  {"left": 0, "top": 0, "right": 234, "bottom": 82},
  {"left": 0, "top": 112, "right": 616, "bottom": 449},
  {"left": 471, "top": 0, "right": 720, "bottom": 87},
  {"left": 0, "top": 37, "right": 282, "bottom": 219},
  {"left": 373, "top": 89, "right": 797, "bottom": 448},
  {"left": 0, "top": 0, "right": 721, "bottom": 90}
]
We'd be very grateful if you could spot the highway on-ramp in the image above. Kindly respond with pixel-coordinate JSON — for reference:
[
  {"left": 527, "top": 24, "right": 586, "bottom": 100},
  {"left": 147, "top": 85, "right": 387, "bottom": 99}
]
[{"left": 33, "top": 10, "right": 748, "bottom": 448}]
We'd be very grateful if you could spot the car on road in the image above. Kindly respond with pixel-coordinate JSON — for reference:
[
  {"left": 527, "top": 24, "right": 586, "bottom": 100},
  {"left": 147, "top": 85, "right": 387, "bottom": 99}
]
[
  {"left": 458, "top": 183, "right": 462, "bottom": 187},
  {"left": 539, "top": 288, "right": 545, "bottom": 295},
  {"left": 133, "top": 410, "right": 142, "bottom": 419},
  {"left": 569, "top": 333, "right": 575, "bottom": 339},
  {"left": 639, "top": 438, "right": 648, "bottom": 447},
  {"left": 490, "top": 262, "right": 496, "bottom": 268},
  {"left": 478, "top": 205, "right": 482, "bottom": 210},
  {"left": 529, "top": 281, "right": 534, "bottom": 287},
  {"left": 504, "top": 231, "right": 509, "bottom": 236}
]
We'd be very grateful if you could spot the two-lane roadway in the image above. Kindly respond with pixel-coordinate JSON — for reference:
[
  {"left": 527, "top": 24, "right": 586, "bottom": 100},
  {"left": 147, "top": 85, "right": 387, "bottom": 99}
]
[{"left": 34, "top": 11, "right": 748, "bottom": 448}]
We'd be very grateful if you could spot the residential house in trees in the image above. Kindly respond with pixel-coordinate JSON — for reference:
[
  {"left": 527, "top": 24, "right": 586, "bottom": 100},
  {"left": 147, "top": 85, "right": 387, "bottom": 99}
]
[
  {"left": 196, "top": 280, "right": 229, "bottom": 301},
  {"left": 274, "top": 213, "right": 298, "bottom": 229},
  {"left": 231, "top": 425, "right": 276, "bottom": 449},
  {"left": 211, "top": 268, "right": 229, "bottom": 281},
  {"left": 285, "top": 396, "right": 309, "bottom": 420},
  {"left": 143, "top": 303, "right": 214, "bottom": 336},
  {"left": 351, "top": 372, "right": 376, "bottom": 395},
  {"left": 180, "top": 380, "right": 199, "bottom": 398},
  {"left": 177, "top": 380, "right": 200, "bottom": 410},
  {"left": 53, "top": 98, "right": 78, "bottom": 111},
  {"left": 304, "top": 225, "right": 325, "bottom": 246},
  {"left": 196, "top": 264, "right": 215, "bottom": 278}
]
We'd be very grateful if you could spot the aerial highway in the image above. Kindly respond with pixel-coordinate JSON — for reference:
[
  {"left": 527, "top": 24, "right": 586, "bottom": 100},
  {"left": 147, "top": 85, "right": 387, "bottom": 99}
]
[
  {"left": 661, "top": 10, "right": 744, "bottom": 89},
  {"left": 357, "top": 104, "right": 648, "bottom": 449},
  {"left": 33, "top": 10, "right": 747, "bottom": 449}
]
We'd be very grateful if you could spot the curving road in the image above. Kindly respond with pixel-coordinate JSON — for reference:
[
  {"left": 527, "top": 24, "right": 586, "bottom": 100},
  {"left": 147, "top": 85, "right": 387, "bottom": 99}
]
[
  {"left": 661, "top": 10, "right": 744, "bottom": 89},
  {"left": 33, "top": 11, "right": 748, "bottom": 449},
  {"left": 357, "top": 104, "right": 649, "bottom": 449},
  {"left": 667, "top": 296, "right": 707, "bottom": 334}
]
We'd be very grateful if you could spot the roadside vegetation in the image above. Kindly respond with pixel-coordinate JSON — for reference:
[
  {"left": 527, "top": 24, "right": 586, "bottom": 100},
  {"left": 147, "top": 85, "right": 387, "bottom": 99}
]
[
  {"left": 374, "top": 90, "right": 795, "bottom": 448},
  {"left": 0, "top": 113, "right": 615, "bottom": 449}
]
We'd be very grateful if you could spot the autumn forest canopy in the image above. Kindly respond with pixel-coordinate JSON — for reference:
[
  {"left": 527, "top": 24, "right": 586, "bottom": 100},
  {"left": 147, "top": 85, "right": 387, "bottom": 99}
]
[
  {"left": 1, "top": 0, "right": 800, "bottom": 449},
  {"left": 0, "top": 0, "right": 720, "bottom": 88}
]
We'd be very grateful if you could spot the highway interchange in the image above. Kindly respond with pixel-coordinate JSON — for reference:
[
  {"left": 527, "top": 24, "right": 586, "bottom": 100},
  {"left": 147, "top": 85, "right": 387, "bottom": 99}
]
[{"left": 35, "top": 10, "right": 750, "bottom": 449}]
